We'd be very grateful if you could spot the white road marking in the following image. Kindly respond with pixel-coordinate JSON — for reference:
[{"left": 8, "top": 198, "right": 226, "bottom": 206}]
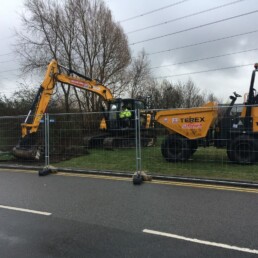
[
  {"left": 143, "top": 229, "right": 258, "bottom": 254},
  {"left": 0, "top": 205, "right": 51, "bottom": 216}
]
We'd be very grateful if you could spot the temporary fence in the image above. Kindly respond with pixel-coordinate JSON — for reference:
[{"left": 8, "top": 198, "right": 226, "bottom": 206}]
[{"left": 0, "top": 104, "right": 258, "bottom": 183}]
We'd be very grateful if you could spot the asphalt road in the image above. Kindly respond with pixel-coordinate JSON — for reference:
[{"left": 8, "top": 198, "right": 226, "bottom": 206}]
[{"left": 0, "top": 169, "right": 257, "bottom": 258}]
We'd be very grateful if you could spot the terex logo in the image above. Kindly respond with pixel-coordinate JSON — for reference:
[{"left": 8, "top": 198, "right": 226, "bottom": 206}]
[{"left": 181, "top": 117, "right": 205, "bottom": 123}]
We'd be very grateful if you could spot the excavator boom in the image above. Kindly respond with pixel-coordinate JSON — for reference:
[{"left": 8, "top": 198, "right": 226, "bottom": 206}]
[{"left": 20, "top": 60, "right": 113, "bottom": 138}]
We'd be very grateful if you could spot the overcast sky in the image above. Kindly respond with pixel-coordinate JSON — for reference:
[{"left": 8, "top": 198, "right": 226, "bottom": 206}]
[{"left": 1, "top": 0, "right": 258, "bottom": 102}]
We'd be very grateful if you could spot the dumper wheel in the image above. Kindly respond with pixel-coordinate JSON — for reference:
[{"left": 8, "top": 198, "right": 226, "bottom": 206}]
[
  {"left": 161, "top": 134, "right": 191, "bottom": 162},
  {"left": 227, "top": 135, "right": 258, "bottom": 164},
  {"left": 226, "top": 143, "right": 234, "bottom": 162},
  {"left": 189, "top": 140, "right": 198, "bottom": 155}
]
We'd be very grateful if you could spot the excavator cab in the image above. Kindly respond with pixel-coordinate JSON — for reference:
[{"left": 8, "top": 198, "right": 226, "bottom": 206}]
[
  {"left": 97, "top": 98, "right": 155, "bottom": 149},
  {"left": 85, "top": 97, "right": 155, "bottom": 150},
  {"left": 106, "top": 98, "right": 146, "bottom": 131}
]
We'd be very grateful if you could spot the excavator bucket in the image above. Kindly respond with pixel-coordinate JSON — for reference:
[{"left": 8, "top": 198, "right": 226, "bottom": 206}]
[
  {"left": 12, "top": 146, "right": 40, "bottom": 160},
  {"left": 12, "top": 133, "right": 41, "bottom": 160}
]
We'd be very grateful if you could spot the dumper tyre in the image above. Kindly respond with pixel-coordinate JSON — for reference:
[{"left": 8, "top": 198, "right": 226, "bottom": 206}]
[
  {"left": 189, "top": 140, "right": 198, "bottom": 155},
  {"left": 228, "top": 135, "right": 258, "bottom": 164},
  {"left": 226, "top": 143, "right": 234, "bottom": 162},
  {"left": 161, "top": 134, "right": 191, "bottom": 162}
]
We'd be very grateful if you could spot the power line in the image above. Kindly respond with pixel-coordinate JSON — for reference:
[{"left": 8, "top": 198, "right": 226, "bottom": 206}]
[
  {"left": 154, "top": 63, "right": 253, "bottom": 79},
  {"left": 130, "top": 10, "right": 258, "bottom": 45},
  {"left": 150, "top": 48, "right": 258, "bottom": 69},
  {"left": 127, "top": 0, "right": 245, "bottom": 34},
  {"left": 0, "top": 68, "right": 19, "bottom": 74},
  {"left": 119, "top": 0, "right": 189, "bottom": 23},
  {"left": 147, "top": 30, "right": 258, "bottom": 56},
  {"left": 0, "top": 58, "right": 20, "bottom": 64},
  {"left": 0, "top": 77, "right": 19, "bottom": 80},
  {"left": 0, "top": 35, "right": 15, "bottom": 41},
  {"left": 0, "top": 52, "right": 14, "bottom": 57}
]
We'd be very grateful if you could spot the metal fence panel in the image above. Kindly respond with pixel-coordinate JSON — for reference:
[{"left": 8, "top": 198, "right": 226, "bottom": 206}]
[
  {"left": 142, "top": 104, "right": 258, "bottom": 182},
  {"left": 0, "top": 115, "right": 45, "bottom": 166},
  {"left": 48, "top": 111, "right": 138, "bottom": 173},
  {"left": 0, "top": 104, "right": 258, "bottom": 183}
]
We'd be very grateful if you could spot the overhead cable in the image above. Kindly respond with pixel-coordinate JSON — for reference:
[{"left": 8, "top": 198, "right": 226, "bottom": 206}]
[
  {"left": 0, "top": 52, "right": 13, "bottom": 57},
  {"left": 0, "top": 35, "right": 15, "bottom": 41},
  {"left": 0, "top": 58, "right": 20, "bottom": 64},
  {"left": 0, "top": 68, "right": 19, "bottom": 74},
  {"left": 154, "top": 63, "right": 253, "bottom": 79},
  {"left": 127, "top": 0, "right": 246, "bottom": 34},
  {"left": 130, "top": 10, "right": 258, "bottom": 45},
  {"left": 147, "top": 30, "right": 258, "bottom": 55},
  {"left": 119, "top": 0, "right": 189, "bottom": 23},
  {"left": 150, "top": 48, "right": 258, "bottom": 69}
]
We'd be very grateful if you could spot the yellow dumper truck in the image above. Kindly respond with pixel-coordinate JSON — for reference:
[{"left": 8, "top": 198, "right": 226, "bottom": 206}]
[{"left": 155, "top": 64, "right": 258, "bottom": 164}]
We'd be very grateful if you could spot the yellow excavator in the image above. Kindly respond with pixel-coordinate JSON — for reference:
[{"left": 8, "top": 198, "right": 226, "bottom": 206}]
[{"left": 13, "top": 59, "right": 155, "bottom": 160}]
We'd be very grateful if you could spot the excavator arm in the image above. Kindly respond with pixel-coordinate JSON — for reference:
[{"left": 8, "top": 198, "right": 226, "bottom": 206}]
[
  {"left": 21, "top": 59, "right": 113, "bottom": 137},
  {"left": 13, "top": 59, "right": 113, "bottom": 159}
]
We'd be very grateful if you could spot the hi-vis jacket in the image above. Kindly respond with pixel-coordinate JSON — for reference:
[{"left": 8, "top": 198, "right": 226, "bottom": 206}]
[{"left": 119, "top": 109, "right": 132, "bottom": 118}]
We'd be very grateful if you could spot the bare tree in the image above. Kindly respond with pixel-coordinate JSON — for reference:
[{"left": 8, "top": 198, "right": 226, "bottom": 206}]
[
  {"left": 127, "top": 50, "right": 151, "bottom": 99},
  {"left": 182, "top": 79, "right": 205, "bottom": 108},
  {"left": 141, "top": 78, "right": 209, "bottom": 109},
  {"left": 0, "top": 82, "right": 62, "bottom": 116},
  {"left": 204, "top": 91, "right": 222, "bottom": 104},
  {"left": 144, "top": 80, "right": 163, "bottom": 109},
  {"left": 160, "top": 80, "right": 184, "bottom": 109},
  {"left": 16, "top": 0, "right": 131, "bottom": 112}
]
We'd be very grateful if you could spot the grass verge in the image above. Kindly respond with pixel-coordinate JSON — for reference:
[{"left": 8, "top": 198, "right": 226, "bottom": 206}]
[{"left": 55, "top": 146, "right": 258, "bottom": 182}]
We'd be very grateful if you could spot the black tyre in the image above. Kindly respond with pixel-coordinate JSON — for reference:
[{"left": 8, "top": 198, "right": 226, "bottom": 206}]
[
  {"left": 189, "top": 140, "right": 198, "bottom": 155},
  {"left": 161, "top": 134, "right": 191, "bottom": 162},
  {"left": 226, "top": 143, "right": 234, "bottom": 162},
  {"left": 227, "top": 135, "right": 258, "bottom": 164}
]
